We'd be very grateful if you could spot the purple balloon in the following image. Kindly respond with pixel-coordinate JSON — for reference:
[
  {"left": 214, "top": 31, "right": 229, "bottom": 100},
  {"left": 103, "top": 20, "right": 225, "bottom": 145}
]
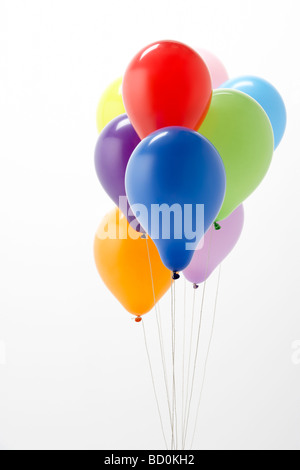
[
  {"left": 183, "top": 205, "right": 244, "bottom": 284},
  {"left": 94, "top": 114, "right": 141, "bottom": 229}
]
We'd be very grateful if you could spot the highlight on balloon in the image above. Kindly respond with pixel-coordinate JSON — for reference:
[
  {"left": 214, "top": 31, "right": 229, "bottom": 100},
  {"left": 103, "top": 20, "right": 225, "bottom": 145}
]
[{"left": 93, "top": 40, "right": 286, "bottom": 450}]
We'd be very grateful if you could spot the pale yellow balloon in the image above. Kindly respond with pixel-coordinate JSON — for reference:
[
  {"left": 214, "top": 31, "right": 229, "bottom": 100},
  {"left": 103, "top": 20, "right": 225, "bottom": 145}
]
[{"left": 96, "top": 77, "right": 126, "bottom": 133}]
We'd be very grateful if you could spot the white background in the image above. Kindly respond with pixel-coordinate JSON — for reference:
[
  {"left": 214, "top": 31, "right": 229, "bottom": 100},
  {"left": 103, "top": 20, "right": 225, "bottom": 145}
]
[{"left": 0, "top": 0, "right": 299, "bottom": 450}]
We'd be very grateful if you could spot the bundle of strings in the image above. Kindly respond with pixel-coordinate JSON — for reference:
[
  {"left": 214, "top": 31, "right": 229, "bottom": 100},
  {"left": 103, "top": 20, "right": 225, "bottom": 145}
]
[{"left": 141, "top": 235, "right": 222, "bottom": 450}]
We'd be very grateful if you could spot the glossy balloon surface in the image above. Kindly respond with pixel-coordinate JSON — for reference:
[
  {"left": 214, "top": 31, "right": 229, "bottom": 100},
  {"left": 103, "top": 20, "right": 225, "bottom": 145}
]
[
  {"left": 94, "top": 114, "right": 141, "bottom": 229},
  {"left": 96, "top": 77, "right": 125, "bottom": 133},
  {"left": 197, "top": 48, "right": 229, "bottom": 89},
  {"left": 199, "top": 89, "right": 274, "bottom": 221},
  {"left": 183, "top": 205, "right": 244, "bottom": 284},
  {"left": 221, "top": 75, "right": 286, "bottom": 149},
  {"left": 125, "top": 127, "right": 226, "bottom": 272},
  {"left": 94, "top": 209, "right": 171, "bottom": 315},
  {"left": 123, "top": 40, "right": 212, "bottom": 139}
]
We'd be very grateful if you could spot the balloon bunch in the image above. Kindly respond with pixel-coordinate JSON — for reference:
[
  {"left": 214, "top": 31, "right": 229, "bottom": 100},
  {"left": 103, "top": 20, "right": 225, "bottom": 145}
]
[
  {"left": 94, "top": 40, "right": 286, "bottom": 316},
  {"left": 93, "top": 40, "right": 286, "bottom": 450}
]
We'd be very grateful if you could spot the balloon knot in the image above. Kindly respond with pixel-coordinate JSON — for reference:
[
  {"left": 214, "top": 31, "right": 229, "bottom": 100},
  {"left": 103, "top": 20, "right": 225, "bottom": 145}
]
[
  {"left": 172, "top": 271, "right": 180, "bottom": 280},
  {"left": 135, "top": 316, "right": 142, "bottom": 323},
  {"left": 214, "top": 222, "right": 221, "bottom": 231},
  {"left": 140, "top": 233, "right": 147, "bottom": 239},
  {"left": 193, "top": 283, "right": 199, "bottom": 289}
]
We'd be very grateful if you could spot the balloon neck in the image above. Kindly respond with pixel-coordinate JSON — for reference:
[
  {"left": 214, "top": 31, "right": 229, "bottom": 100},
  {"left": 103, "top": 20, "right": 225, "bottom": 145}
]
[
  {"left": 135, "top": 316, "right": 142, "bottom": 323},
  {"left": 214, "top": 222, "right": 221, "bottom": 231},
  {"left": 193, "top": 283, "right": 199, "bottom": 289},
  {"left": 172, "top": 271, "right": 180, "bottom": 280}
]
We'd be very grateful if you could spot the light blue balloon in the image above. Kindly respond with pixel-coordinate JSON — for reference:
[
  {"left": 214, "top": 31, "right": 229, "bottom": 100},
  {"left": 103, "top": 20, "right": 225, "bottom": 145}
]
[{"left": 220, "top": 76, "right": 286, "bottom": 149}]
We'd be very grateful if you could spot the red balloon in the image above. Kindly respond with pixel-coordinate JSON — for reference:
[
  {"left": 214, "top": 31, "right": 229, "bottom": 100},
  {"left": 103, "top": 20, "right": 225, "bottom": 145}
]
[{"left": 122, "top": 40, "right": 212, "bottom": 139}]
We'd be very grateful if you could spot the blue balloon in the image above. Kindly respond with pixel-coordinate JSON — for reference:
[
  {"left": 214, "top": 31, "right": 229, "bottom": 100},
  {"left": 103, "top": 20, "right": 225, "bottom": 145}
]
[
  {"left": 125, "top": 127, "right": 226, "bottom": 272},
  {"left": 220, "top": 76, "right": 286, "bottom": 149}
]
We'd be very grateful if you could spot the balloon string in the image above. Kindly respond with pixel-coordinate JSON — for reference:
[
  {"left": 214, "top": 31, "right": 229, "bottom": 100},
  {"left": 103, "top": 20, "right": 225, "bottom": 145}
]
[
  {"left": 170, "top": 280, "right": 175, "bottom": 450},
  {"left": 181, "top": 278, "right": 187, "bottom": 450},
  {"left": 145, "top": 236, "right": 173, "bottom": 436},
  {"left": 172, "top": 279, "right": 178, "bottom": 450},
  {"left": 190, "top": 264, "right": 222, "bottom": 449},
  {"left": 182, "top": 287, "right": 196, "bottom": 445},
  {"left": 156, "top": 301, "right": 173, "bottom": 427},
  {"left": 183, "top": 279, "right": 206, "bottom": 448},
  {"left": 170, "top": 279, "right": 178, "bottom": 450},
  {"left": 142, "top": 319, "right": 168, "bottom": 450},
  {"left": 183, "top": 228, "right": 214, "bottom": 448}
]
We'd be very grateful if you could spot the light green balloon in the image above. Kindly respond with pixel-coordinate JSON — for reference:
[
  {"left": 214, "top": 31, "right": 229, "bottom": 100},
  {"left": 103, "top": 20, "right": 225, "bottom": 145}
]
[{"left": 199, "top": 89, "right": 274, "bottom": 221}]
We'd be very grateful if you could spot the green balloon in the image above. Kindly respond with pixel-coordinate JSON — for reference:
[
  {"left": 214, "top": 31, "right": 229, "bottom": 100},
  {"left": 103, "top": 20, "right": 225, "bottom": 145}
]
[{"left": 198, "top": 89, "right": 274, "bottom": 221}]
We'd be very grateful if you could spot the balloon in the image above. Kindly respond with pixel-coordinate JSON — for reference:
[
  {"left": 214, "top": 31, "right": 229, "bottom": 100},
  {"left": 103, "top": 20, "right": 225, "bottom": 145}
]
[
  {"left": 96, "top": 77, "right": 125, "bottom": 133},
  {"left": 94, "top": 208, "right": 171, "bottom": 316},
  {"left": 94, "top": 114, "right": 141, "bottom": 230},
  {"left": 125, "top": 127, "right": 226, "bottom": 272},
  {"left": 183, "top": 205, "right": 244, "bottom": 285},
  {"left": 197, "top": 48, "right": 229, "bottom": 89},
  {"left": 122, "top": 40, "right": 212, "bottom": 139},
  {"left": 198, "top": 89, "right": 274, "bottom": 221},
  {"left": 220, "top": 75, "right": 286, "bottom": 149}
]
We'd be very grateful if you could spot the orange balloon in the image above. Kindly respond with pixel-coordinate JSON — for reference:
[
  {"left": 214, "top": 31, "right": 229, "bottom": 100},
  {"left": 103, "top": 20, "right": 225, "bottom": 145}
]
[{"left": 94, "top": 208, "right": 172, "bottom": 316}]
